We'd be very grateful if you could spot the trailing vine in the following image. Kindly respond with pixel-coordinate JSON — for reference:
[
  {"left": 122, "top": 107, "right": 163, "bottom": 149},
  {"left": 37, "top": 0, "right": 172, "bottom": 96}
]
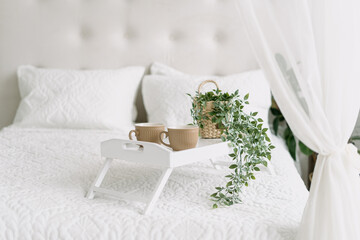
[{"left": 187, "top": 89, "right": 275, "bottom": 208}]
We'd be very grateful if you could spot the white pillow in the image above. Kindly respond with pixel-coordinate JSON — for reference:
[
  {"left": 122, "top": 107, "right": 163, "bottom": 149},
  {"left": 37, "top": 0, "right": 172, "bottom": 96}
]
[
  {"left": 143, "top": 62, "right": 271, "bottom": 127},
  {"left": 13, "top": 65, "right": 145, "bottom": 129},
  {"left": 150, "top": 62, "right": 186, "bottom": 76}
]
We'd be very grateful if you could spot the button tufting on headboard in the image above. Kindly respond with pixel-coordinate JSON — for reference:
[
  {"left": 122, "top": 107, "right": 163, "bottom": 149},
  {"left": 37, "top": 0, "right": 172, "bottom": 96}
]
[
  {"left": 125, "top": 28, "right": 138, "bottom": 40},
  {"left": 0, "top": 0, "right": 259, "bottom": 128},
  {"left": 169, "top": 32, "right": 183, "bottom": 42},
  {"left": 80, "top": 26, "right": 93, "bottom": 40},
  {"left": 214, "top": 31, "right": 227, "bottom": 44}
]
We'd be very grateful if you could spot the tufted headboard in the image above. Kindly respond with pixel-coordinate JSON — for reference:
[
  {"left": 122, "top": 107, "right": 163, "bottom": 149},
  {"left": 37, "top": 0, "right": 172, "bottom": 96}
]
[{"left": 0, "top": 0, "right": 258, "bottom": 128}]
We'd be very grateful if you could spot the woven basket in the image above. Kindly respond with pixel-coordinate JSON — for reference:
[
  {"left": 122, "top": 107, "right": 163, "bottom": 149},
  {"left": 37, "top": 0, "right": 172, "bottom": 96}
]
[{"left": 196, "top": 80, "right": 223, "bottom": 139}]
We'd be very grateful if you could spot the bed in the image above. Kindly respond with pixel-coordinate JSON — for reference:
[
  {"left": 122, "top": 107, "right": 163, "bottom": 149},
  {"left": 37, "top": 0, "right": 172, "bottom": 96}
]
[
  {"left": 0, "top": 0, "right": 308, "bottom": 239},
  {"left": 0, "top": 127, "right": 307, "bottom": 239}
]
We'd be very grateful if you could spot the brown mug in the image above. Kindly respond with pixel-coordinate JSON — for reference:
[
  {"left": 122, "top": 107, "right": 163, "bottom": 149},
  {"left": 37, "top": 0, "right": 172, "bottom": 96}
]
[
  {"left": 159, "top": 125, "right": 199, "bottom": 151},
  {"left": 129, "top": 123, "right": 165, "bottom": 144}
]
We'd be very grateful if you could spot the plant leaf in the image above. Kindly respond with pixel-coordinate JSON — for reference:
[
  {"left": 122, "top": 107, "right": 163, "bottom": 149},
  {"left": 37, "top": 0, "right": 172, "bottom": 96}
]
[
  {"left": 229, "top": 164, "right": 237, "bottom": 169},
  {"left": 210, "top": 193, "right": 217, "bottom": 197},
  {"left": 299, "top": 141, "right": 314, "bottom": 156},
  {"left": 286, "top": 133, "right": 296, "bottom": 160},
  {"left": 270, "top": 107, "right": 282, "bottom": 116},
  {"left": 273, "top": 117, "right": 280, "bottom": 136}
]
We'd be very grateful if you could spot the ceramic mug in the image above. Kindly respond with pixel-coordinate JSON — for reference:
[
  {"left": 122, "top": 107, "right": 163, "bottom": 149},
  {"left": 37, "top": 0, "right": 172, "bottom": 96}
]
[
  {"left": 159, "top": 125, "right": 199, "bottom": 151},
  {"left": 129, "top": 123, "right": 165, "bottom": 144}
]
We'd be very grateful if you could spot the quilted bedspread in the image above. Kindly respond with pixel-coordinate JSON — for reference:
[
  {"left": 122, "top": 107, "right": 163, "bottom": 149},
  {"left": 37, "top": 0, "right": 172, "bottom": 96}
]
[{"left": 0, "top": 127, "right": 308, "bottom": 240}]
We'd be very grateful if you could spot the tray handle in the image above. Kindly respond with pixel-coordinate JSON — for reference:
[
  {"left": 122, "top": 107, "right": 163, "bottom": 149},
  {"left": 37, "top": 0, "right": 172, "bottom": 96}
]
[{"left": 122, "top": 142, "right": 144, "bottom": 152}]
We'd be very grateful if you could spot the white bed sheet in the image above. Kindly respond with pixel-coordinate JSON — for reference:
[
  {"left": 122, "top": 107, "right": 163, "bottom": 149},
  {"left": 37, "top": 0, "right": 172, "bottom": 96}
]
[{"left": 0, "top": 127, "right": 308, "bottom": 240}]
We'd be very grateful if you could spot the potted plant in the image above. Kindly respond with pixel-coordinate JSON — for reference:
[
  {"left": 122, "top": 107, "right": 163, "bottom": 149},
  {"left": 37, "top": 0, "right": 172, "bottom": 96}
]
[
  {"left": 188, "top": 80, "right": 233, "bottom": 139},
  {"left": 187, "top": 80, "right": 275, "bottom": 208}
]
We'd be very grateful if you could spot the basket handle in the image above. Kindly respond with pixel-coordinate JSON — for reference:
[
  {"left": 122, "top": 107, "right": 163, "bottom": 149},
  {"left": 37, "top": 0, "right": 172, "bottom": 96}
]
[{"left": 197, "top": 80, "right": 219, "bottom": 93}]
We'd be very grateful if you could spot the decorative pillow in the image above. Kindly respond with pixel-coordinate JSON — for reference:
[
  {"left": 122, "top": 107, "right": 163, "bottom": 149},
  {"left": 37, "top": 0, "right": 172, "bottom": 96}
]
[
  {"left": 150, "top": 62, "right": 186, "bottom": 76},
  {"left": 13, "top": 65, "right": 145, "bottom": 129},
  {"left": 143, "top": 62, "right": 271, "bottom": 127}
]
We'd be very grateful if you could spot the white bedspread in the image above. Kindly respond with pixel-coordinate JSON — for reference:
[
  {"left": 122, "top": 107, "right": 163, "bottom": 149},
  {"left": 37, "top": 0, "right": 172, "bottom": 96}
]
[{"left": 0, "top": 127, "right": 308, "bottom": 240}]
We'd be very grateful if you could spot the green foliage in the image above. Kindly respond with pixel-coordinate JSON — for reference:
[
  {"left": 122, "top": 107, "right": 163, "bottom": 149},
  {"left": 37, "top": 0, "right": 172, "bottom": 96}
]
[
  {"left": 270, "top": 106, "right": 314, "bottom": 160},
  {"left": 350, "top": 136, "right": 360, "bottom": 141},
  {"left": 188, "top": 89, "right": 275, "bottom": 207},
  {"left": 271, "top": 105, "right": 360, "bottom": 159},
  {"left": 188, "top": 89, "right": 235, "bottom": 102},
  {"left": 349, "top": 136, "right": 360, "bottom": 154},
  {"left": 299, "top": 141, "right": 314, "bottom": 155}
]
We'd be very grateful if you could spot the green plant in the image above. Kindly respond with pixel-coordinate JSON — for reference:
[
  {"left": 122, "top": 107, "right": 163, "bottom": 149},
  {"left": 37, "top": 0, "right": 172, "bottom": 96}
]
[
  {"left": 349, "top": 136, "right": 360, "bottom": 154},
  {"left": 187, "top": 89, "right": 275, "bottom": 208},
  {"left": 271, "top": 100, "right": 360, "bottom": 158},
  {"left": 270, "top": 101, "right": 314, "bottom": 160}
]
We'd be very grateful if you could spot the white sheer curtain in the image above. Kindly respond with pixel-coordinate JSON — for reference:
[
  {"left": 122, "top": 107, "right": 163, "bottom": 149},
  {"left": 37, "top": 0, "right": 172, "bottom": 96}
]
[{"left": 236, "top": 0, "right": 360, "bottom": 239}]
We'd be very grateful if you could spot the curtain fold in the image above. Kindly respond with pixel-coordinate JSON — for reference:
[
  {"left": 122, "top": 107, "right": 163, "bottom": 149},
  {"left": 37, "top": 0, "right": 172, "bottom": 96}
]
[{"left": 236, "top": 0, "right": 360, "bottom": 239}]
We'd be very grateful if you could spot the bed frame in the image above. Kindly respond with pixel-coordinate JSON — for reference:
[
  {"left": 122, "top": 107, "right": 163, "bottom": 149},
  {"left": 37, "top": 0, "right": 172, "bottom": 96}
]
[{"left": 0, "top": 0, "right": 258, "bottom": 129}]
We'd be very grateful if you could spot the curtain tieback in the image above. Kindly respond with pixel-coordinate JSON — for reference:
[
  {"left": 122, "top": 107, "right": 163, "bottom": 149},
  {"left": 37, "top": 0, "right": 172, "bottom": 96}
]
[{"left": 321, "top": 144, "right": 360, "bottom": 170}]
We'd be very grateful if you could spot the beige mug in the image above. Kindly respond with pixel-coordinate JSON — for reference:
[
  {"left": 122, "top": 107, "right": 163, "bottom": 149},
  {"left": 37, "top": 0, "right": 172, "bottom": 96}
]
[
  {"left": 159, "top": 125, "right": 199, "bottom": 151},
  {"left": 129, "top": 123, "right": 165, "bottom": 144}
]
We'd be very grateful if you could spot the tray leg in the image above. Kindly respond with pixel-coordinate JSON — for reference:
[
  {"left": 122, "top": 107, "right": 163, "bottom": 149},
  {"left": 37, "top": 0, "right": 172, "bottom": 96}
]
[
  {"left": 143, "top": 168, "right": 173, "bottom": 215},
  {"left": 86, "top": 157, "right": 113, "bottom": 199}
]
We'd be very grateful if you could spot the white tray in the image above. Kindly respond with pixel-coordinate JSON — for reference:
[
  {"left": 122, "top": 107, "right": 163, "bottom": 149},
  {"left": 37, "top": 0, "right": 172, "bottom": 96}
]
[{"left": 86, "top": 139, "right": 231, "bottom": 215}]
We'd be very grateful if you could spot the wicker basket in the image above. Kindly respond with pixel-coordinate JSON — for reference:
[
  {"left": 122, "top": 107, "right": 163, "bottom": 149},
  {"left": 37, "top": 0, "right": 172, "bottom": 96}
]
[{"left": 196, "top": 80, "right": 223, "bottom": 139}]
